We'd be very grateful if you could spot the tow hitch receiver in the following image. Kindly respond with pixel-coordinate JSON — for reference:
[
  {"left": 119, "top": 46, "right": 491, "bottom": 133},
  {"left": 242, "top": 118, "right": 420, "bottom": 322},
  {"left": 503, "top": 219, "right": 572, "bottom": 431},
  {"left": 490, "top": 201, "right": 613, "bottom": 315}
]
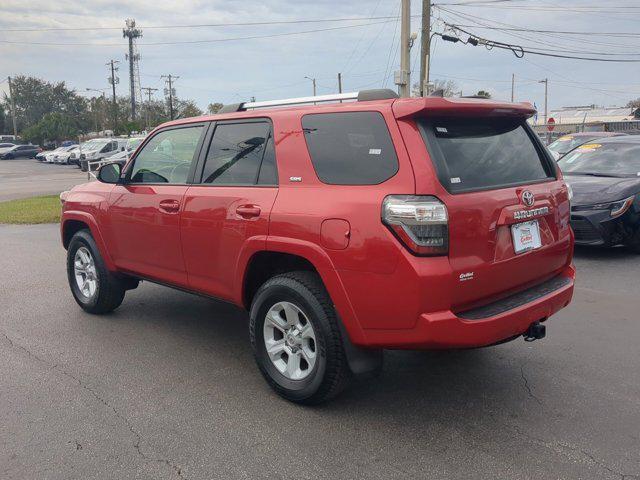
[{"left": 523, "top": 321, "right": 546, "bottom": 342}]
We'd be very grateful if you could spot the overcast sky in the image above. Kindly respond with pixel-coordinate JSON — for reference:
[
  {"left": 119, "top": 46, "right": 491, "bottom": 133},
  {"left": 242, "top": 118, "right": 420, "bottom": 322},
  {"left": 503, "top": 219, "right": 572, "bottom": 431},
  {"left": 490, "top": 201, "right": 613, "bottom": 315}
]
[{"left": 1, "top": 0, "right": 639, "bottom": 114}]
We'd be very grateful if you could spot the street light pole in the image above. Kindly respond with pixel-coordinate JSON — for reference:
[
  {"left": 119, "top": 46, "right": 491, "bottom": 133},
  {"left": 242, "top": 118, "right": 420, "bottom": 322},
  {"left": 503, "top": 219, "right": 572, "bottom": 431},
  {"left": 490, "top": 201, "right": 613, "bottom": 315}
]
[
  {"left": 304, "top": 76, "right": 317, "bottom": 96},
  {"left": 539, "top": 78, "right": 548, "bottom": 125}
]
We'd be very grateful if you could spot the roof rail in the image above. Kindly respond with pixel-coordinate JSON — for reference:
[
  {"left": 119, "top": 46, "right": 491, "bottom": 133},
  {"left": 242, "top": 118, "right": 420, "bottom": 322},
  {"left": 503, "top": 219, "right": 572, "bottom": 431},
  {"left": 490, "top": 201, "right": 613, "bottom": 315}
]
[{"left": 218, "top": 88, "right": 398, "bottom": 113}]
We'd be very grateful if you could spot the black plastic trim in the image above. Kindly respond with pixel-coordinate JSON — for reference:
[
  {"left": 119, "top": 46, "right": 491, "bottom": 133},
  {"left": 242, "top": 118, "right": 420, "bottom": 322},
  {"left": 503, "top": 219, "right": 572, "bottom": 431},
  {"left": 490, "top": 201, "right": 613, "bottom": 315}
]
[{"left": 458, "top": 275, "right": 571, "bottom": 320}]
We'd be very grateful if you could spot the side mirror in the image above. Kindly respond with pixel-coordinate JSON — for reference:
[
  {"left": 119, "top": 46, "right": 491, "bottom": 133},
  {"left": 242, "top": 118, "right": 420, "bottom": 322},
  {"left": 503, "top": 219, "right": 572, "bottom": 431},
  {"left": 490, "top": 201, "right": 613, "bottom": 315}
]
[
  {"left": 121, "top": 146, "right": 125, "bottom": 151},
  {"left": 97, "top": 162, "right": 122, "bottom": 184}
]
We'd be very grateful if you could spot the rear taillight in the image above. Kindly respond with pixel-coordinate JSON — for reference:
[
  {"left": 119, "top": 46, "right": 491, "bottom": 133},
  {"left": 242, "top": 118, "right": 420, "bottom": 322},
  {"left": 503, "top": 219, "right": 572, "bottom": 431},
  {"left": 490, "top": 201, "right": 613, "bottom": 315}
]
[{"left": 382, "top": 195, "right": 449, "bottom": 256}]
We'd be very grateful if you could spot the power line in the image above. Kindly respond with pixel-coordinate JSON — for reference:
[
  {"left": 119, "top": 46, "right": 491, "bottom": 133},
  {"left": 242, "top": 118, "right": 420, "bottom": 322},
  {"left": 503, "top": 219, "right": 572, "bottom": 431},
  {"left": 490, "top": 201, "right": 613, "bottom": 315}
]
[
  {"left": 445, "top": 25, "right": 640, "bottom": 38},
  {"left": 340, "top": 0, "right": 384, "bottom": 72},
  {"left": 437, "top": 8, "right": 640, "bottom": 60},
  {"left": 0, "top": 20, "right": 398, "bottom": 47},
  {"left": 0, "top": 15, "right": 408, "bottom": 32},
  {"left": 437, "top": 7, "right": 640, "bottom": 54}
]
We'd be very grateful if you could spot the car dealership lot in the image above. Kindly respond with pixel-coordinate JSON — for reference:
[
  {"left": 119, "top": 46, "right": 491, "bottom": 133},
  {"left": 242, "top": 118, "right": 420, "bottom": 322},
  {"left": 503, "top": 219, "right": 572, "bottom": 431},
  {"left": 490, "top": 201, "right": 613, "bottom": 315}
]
[
  {"left": 1, "top": 223, "right": 639, "bottom": 480},
  {"left": 0, "top": 159, "right": 89, "bottom": 202}
]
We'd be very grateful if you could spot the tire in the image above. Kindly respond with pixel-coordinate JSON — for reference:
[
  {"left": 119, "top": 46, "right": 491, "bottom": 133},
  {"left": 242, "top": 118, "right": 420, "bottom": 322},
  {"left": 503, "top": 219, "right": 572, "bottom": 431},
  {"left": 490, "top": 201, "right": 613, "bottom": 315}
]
[
  {"left": 67, "top": 229, "right": 125, "bottom": 314},
  {"left": 249, "top": 271, "right": 351, "bottom": 404}
]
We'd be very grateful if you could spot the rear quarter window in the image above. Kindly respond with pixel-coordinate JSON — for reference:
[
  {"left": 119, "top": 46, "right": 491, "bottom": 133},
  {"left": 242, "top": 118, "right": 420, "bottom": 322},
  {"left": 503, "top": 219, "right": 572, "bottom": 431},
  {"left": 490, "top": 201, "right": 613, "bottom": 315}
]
[
  {"left": 302, "top": 112, "right": 398, "bottom": 185},
  {"left": 419, "top": 118, "right": 554, "bottom": 193}
]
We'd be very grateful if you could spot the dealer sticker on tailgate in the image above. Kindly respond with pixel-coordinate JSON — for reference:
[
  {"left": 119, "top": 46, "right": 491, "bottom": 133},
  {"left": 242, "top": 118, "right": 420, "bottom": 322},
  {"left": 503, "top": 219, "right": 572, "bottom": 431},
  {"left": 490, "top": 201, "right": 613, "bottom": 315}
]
[{"left": 511, "top": 220, "right": 542, "bottom": 254}]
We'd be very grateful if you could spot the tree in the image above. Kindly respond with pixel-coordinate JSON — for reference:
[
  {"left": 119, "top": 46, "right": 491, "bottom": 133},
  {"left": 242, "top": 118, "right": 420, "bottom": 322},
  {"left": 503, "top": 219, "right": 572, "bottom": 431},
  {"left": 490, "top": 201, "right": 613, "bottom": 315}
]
[
  {"left": 0, "top": 105, "right": 6, "bottom": 134},
  {"left": 476, "top": 90, "right": 491, "bottom": 99},
  {"left": 207, "top": 102, "right": 223, "bottom": 114},
  {"left": 22, "top": 112, "right": 79, "bottom": 145},
  {"left": 0, "top": 76, "right": 89, "bottom": 133},
  {"left": 627, "top": 98, "right": 640, "bottom": 109},
  {"left": 412, "top": 79, "right": 459, "bottom": 97},
  {"left": 175, "top": 99, "right": 203, "bottom": 119}
]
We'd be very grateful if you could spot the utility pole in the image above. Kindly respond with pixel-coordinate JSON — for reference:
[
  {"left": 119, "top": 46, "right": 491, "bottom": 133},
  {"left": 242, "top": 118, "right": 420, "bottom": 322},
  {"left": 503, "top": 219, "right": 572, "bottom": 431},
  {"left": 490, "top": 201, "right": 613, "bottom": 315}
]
[
  {"left": 396, "top": 0, "right": 411, "bottom": 97},
  {"left": 419, "top": 0, "right": 431, "bottom": 96},
  {"left": 338, "top": 73, "right": 343, "bottom": 94},
  {"left": 511, "top": 73, "right": 515, "bottom": 102},
  {"left": 107, "top": 60, "right": 120, "bottom": 133},
  {"left": 7, "top": 76, "right": 18, "bottom": 137},
  {"left": 162, "top": 75, "right": 178, "bottom": 120},
  {"left": 142, "top": 86, "right": 157, "bottom": 104},
  {"left": 141, "top": 86, "right": 158, "bottom": 130},
  {"left": 123, "top": 19, "right": 142, "bottom": 121},
  {"left": 304, "top": 76, "right": 317, "bottom": 96},
  {"left": 539, "top": 78, "right": 548, "bottom": 125}
]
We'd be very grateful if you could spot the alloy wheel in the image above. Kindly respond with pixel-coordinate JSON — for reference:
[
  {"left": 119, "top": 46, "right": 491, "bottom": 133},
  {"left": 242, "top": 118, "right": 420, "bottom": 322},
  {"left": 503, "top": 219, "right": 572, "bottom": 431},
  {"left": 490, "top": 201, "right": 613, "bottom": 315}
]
[
  {"left": 74, "top": 246, "right": 98, "bottom": 299},
  {"left": 263, "top": 301, "right": 317, "bottom": 380}
]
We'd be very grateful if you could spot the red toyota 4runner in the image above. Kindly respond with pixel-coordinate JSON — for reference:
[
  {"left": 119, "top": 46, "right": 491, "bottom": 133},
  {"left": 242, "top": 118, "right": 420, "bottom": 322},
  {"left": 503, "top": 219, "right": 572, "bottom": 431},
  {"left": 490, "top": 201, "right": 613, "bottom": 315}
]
[{"left": 60, "top": 89, "right": 575, "bottom": 404}]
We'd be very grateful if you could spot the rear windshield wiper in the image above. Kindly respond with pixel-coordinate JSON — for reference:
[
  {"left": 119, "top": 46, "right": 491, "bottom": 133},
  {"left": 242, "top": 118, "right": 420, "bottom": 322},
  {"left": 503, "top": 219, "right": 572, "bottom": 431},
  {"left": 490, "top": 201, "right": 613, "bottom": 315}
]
[{"left": 568, "top": 172, "right": 627, "bottom": 178}]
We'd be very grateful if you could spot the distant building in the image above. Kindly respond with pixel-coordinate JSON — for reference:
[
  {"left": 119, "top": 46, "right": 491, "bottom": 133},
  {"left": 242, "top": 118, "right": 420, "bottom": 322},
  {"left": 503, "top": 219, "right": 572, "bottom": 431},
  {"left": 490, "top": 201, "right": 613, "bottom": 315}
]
[{"left": 530, "top": 105, "right": 640, "bottom": 138}]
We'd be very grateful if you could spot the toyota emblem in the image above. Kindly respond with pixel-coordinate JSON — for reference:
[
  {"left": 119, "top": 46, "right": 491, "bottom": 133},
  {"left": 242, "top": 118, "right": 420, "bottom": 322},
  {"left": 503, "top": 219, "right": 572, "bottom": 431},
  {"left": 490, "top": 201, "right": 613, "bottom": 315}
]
[{"left": 521, "top": 190, "right": 535, "bottom": 207}]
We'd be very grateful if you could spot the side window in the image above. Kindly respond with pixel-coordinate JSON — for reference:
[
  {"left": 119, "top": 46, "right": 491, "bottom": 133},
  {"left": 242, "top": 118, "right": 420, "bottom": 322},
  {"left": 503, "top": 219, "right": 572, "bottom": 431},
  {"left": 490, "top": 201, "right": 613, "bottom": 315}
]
[
  {"left": 129, "top": 126, "right": 203, "bottom": 184},
  {"left": 201, "top": 122, "right": 275, "bottom": 185},
  {"left": 302, "top": 112, "right": 399, "bottom": 185},
  {"left": 257, "top": 135, "right": 278, "bottom": 185}
]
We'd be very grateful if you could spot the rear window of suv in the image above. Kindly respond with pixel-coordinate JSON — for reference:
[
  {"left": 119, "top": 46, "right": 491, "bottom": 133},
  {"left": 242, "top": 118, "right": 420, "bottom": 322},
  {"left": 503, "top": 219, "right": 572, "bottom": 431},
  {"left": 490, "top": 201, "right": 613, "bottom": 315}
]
[
  {"left": 302, "top": 112, "right": 398, "bottom": 185},
  {"left": 418, "top": 118, "right": 554, "bottom": 193}
]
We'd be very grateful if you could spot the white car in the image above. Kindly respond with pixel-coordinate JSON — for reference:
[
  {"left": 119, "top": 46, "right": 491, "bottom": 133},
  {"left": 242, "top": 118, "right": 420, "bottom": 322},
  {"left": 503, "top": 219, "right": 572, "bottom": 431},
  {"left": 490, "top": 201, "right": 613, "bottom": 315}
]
[
  {"left": 79, "top": 138, "right": 127, "bottom": 171},
  {"left": 0, "top": 143, "right": 16, "bottom": 156},
  {"left": 52, "top": 145, "right": 79, "bottom": 164},
  {"left": 107, "top": 136, "right": 146, "bottom": 165},
  {"left": 43, "top": 146, "right": 67, "bottom": 163}
]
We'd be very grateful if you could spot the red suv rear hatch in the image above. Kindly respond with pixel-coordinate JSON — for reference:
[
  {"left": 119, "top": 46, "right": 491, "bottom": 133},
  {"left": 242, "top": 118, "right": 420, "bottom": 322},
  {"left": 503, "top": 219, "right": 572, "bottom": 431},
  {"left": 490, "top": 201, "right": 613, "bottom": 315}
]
[{"left": 394, "top": 97, "right": 572, "bottom": 312}]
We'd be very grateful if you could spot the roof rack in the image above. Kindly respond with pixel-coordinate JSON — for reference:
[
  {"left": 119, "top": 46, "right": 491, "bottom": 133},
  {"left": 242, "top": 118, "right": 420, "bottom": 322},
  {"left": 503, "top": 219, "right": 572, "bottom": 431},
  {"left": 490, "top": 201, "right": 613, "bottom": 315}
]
[{"left": 218, "top": 88, "right": 398, "bottom": 114}]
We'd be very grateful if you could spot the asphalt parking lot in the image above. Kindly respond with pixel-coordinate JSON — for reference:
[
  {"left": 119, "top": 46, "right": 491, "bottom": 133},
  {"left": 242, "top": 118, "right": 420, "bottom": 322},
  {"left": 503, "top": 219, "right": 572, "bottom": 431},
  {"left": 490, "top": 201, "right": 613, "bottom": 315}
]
[
  {"left": 1, "top": 162, "right": 639, "bottom": 479},
  {"left": 1, "top": 227, "right": 639, "bottom": 480},
  {"left": 0, "top": 159, "right": 89, "bottom": 201}
]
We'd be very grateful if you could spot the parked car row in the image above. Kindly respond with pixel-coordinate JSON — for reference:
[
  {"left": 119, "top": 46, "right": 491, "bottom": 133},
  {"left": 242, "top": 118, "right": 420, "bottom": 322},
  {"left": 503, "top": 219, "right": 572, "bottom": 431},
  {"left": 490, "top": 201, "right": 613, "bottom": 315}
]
[
  {"left": 32, "top": 136, "right": 146, "bottom": 169},
  {"left": 36, "top": 145, "right": 80, "bottom": 164}
]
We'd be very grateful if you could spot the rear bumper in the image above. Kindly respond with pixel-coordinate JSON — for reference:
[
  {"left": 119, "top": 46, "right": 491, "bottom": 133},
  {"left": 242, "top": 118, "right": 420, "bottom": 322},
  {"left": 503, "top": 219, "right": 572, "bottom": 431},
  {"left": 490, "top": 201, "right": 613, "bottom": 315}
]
[{"left": 360, "top": 264, "right": 575, "bottom": 349}]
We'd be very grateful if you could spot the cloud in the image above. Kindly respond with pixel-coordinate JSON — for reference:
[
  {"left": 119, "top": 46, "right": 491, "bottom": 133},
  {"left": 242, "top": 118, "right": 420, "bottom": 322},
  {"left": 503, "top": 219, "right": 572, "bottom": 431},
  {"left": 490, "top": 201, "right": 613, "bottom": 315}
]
[{"left": 1, "top": 0, "right": 639, "bottom": 111}]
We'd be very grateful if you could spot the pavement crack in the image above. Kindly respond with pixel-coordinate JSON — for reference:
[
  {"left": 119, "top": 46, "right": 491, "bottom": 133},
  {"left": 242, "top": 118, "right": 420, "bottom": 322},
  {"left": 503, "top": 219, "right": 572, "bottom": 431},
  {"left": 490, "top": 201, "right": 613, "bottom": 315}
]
[
  {"left": 575, "top": 447, "right": 640, "bottom": 480},
  {"left": 499, "top": 419, "right": 638, "bottom": 480},
  {"left": 1, "top": 330, "right": 186, "bottom": 479},
  {"left": 520, "top": 365, "right": 543, "bottom": 405}
]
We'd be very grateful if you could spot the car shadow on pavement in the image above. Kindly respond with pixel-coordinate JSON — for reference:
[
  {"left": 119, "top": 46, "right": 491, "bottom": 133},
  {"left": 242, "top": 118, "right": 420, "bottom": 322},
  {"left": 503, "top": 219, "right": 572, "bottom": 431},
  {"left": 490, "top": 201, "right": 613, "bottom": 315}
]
[
  {"left": 117, "top": 284, "right": 538, "bottom": 420},
  {"left": 573, "top": 244, "right": 637, "bottom": 261}
]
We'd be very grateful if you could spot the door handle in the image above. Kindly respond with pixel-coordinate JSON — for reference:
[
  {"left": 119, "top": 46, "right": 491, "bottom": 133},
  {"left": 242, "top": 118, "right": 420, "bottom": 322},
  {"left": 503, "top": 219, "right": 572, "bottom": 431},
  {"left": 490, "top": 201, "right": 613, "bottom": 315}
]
[
  {"left": 236, "top": 205, "right": 261, "bottom": 218},
  {"left": 159, "top": 199, "right": 180, "bottom": 214}
]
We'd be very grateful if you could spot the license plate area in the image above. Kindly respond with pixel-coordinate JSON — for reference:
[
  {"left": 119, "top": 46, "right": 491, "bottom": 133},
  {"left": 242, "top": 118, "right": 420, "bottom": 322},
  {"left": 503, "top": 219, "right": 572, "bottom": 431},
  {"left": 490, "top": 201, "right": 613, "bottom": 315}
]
[{"left": 511, "top": 220, "right": 542, "bottom": 254}]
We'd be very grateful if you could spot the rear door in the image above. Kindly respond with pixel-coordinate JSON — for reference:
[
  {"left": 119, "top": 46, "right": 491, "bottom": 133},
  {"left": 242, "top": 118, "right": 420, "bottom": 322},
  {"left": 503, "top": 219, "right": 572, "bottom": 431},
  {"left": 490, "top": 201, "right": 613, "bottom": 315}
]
[
  {"left": 180, "top": 119, "right": 278, "bottom": 301},
  {"left": 413, "top": 116, "right": 572, "bottom": 310}
]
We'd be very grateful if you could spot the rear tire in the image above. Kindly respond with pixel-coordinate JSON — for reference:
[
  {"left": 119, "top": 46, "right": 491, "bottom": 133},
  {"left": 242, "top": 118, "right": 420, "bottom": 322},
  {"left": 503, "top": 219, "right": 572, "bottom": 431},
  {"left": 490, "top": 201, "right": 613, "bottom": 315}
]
[
  {"left": 67, "top": 229, "right": 125, "bottom": 314},
  {"left": 249, "top": 271, "right": 351, "bottom": 404}
]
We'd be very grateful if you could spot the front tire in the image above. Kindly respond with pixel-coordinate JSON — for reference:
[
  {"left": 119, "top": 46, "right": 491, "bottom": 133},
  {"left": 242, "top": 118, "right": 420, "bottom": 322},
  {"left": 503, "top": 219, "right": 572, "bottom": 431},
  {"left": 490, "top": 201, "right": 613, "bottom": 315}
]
[
  {"left": 250, "top": 271, "right": 351, "bottom": 404},
  {"left": 67, "top": 229, "right": 125, "bottom": 314}
]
